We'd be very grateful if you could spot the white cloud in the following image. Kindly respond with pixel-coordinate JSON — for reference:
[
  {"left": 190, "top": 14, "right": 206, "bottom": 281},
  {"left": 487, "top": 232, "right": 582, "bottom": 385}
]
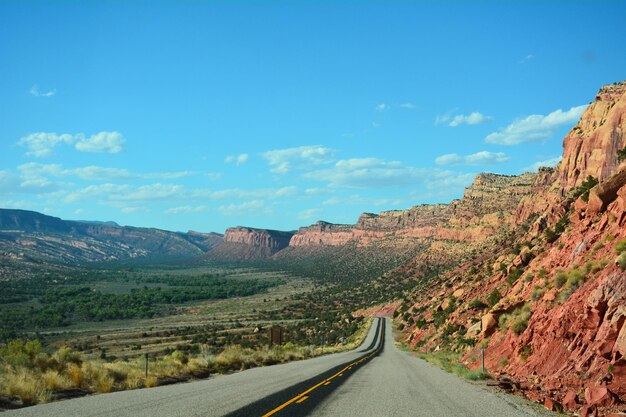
[
  {"left": 225, "top": 153, "right": 249, "bottom": 165},
  {"left": 375, "top": 103, "right": 389, "bottom": 112},
  {"left": 485, "top": 105, "right": 587, "bottom": 145},
  {"left": 29, "top": 84, "right": 56, "bottom": 97},
  {"left": 121, "top": 206, "right": 149, "bottom": 214},
  {"left": 436, "top": 111, "right": 492, "bottom": 127},
  {"left": 448, "top": 112, "right": 493, "bottom": 127},
  {"left": 520, "top": 54, "right": 534, "bottom": 64},
  {"left": 218, "top": 200, "right": 270, "bottom": 216},
  {"left": 17, "top": 131, "right": 125, "bottom": 157},
  {"left": 0, "top": 199, "right": 32, "bottom": 209},
  {"left": 304, "top": 157, "right": 472, "bottom": 190},
  {"left": 262, "top": 145, "right": 335, "bottom": 174},
  {"left": 75, "top": 131, "right": 125, "bottom": 153},
  {"left": 206, "top": 172, "right": 223, "bottom": 181},
  {"left": 298, "top": 208, "right": 321, "bottom": 220},
  {"left": 17, "top": 163, "right": 194, "bottom": 182},
  {"left": 522, "top": 156, "right": 562, "bottom": 172},
  {"left": 18, "top": 133, "right": 74, "bottom": 157},
  {"left": 165, "top": 205, "right": 207, "bottom": 215},
  {"left": 399, "top": 103, "right": 416, "bottom": 109},
  {"left": 435, "top": 151, "right": 509, "bottom": 166}
]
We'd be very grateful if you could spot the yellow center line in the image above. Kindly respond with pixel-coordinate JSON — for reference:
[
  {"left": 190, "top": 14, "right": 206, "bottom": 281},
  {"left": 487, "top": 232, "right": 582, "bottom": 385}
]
[{"left": 261, "top": 322, "right": 384, "bottom": 417}]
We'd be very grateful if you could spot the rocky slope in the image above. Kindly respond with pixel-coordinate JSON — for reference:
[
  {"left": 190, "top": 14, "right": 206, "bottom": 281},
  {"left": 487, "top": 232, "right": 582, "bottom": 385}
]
[
  {"left": 205, "top": 226, "right": 294, "bottom": 262},
  {"left": 0, "top": 209, "right": 222, "bottom": 265},
  {"left": 395, "top": 81, "right": 626, "bottom": 416}
]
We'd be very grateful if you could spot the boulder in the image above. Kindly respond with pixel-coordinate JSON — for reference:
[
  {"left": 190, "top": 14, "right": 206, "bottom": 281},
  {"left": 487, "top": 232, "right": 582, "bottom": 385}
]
[
  {"left": 584, "top": 386, "right": 619, "bottom": 408},
  {"left": 562, "top": 390, "right": 580, "bottom": 410},
  {"left": 482, "top": 313, "right": 498, "bottom": 336},
  {"left": 543, "top": 397, "right": 563, "bottom": 412},
  {"left": 466, "top": 321, "right": 482, "bottom": 338},
  {"left": 588, "top": 169, "right": 626, "bottom": 214}
]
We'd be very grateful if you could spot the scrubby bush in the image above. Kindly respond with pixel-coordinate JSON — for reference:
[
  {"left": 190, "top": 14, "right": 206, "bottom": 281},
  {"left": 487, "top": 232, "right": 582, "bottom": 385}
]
[
  {"left": 554, "top": 270, "right": 568, "bottom": 288},
  {"left": 469, "top": 299, "right": 488, "bottom": 309},
  {"left": 487, "top": 289, "right": 502, "bottom": 307},
  {"left": 531, "top": 286, "right": 545, "bottom": 301}
]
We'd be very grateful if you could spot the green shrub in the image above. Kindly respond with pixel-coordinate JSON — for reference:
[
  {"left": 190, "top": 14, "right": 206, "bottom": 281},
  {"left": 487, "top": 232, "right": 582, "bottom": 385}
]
[
  {"left": 469, "top": 299, "right": 488, "bottom": 309},
  {"left": 617, "top": 252, "right": 626, "bottom": 272},
  {"left": 0, "top": 339, "right": 42, "bottom": 368},
  {"left": 487, "top": 289, "right": 502, "bottom": 307},
  {"left": 572, "top": 175, "right": 599, "bottom": 202},
  {"left": 500, "top": 304, "right": 532, "bottom": 335},
  {"left": 554, "top": 270, "right": 568, "bottom": 288},
  {"left": 617, "top": 146, "right": 626, "bottom": 163},
  {"left": 507, "top": 268, "right": 523, "bottom": 287},
  {"left": 531, "top": 286, "right": 545, "bottom": 301},
  {"left": 558, "top": 268, "right": 586, "bottom": 302},
  {"left": 615, "top": 238, "right": 626, "bottom": 255}
]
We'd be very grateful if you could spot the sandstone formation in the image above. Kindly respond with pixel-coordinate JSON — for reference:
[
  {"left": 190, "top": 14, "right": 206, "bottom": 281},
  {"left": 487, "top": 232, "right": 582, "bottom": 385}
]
[
  {"left": 396, "top": 81, "right": 626, "bottom": 416},
  {"left": 206, "top": 226, "right": 294, "bottom": 261}
]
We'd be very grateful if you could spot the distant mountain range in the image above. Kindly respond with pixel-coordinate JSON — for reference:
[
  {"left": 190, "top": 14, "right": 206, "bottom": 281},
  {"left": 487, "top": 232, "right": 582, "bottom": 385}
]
[{"left": 0, "top": 209, "right": 222, "bottom": 264}]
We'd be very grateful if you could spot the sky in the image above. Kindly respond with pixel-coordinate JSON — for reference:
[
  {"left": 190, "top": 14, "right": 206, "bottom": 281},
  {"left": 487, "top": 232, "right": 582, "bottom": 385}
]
[{"left": 1, "top": 1, "right": 625, "bottom": 233}]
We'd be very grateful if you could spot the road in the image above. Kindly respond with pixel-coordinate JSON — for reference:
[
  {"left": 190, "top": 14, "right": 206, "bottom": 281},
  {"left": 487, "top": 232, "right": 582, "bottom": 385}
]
[{"left": 5, "top": 318, "right": 550, "bottom": 417}]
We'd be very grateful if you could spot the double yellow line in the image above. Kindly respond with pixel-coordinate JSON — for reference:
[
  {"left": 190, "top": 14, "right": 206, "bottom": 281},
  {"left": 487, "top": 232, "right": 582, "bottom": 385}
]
[{"left": 261, "top": 319, "right": 384, "bottom": 417}]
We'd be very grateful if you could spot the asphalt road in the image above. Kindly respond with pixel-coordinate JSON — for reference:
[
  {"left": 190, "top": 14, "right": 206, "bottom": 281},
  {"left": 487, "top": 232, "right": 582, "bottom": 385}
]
[{"left": 5, "top": 318, "right": 551, "bottom": 417}]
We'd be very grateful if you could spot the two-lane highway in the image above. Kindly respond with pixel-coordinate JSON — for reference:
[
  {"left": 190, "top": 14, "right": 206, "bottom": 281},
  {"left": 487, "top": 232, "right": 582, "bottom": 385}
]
[{"left": 5, "top": 318, "right": 551, "bottom": 417}]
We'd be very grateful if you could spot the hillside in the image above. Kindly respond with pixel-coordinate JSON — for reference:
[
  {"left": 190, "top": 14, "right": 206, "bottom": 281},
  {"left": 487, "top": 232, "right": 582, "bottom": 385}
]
[
  {"left": 394, "top": 81, "right": 626, "bottom": 416},
  {"left": 0, "top": 209, "right": 222, "bottom": 266}
]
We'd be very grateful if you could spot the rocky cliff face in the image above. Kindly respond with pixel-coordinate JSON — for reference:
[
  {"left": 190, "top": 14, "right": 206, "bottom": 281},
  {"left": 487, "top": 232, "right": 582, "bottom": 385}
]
[
  {"left": 289, "top": 173, "right": 535, "bottom": 249},
  {"left": 558, "top": 81, "right": 626, "bottom": 193},
  {"left": 396, "top": 81, "right": 626, "bottom": 417},
  {"left": 206, "top": 226, "right": 294, "bottom": 261},
  {"left": 223, "top": 227, "right": 293, "bottom": 251}
]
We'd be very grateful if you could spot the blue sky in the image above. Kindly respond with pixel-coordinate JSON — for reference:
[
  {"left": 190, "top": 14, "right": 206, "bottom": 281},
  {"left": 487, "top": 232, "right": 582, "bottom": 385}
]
[{"left": 1, "top": 1, "right": 625, "bottom": 233}]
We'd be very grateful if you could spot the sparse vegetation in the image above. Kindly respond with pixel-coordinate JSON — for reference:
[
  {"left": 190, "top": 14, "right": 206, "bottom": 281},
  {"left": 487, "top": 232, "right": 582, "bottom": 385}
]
[
  {"left": 498, "top": 303, "right": 532, "bottom": 335},
  {"left": 487, "top": 289, "right": 502, "bottom": 307},
  {"left": 418, "top": 350, "right": 491, "bottom": 381},
  {"left": 0, "top": 318, "right": 372, "bottom": 405}
]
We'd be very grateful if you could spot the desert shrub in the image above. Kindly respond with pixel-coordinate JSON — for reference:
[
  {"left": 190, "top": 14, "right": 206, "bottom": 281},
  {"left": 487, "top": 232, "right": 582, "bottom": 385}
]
[
  {"left": 500, "top": 304, "right": 532, "bottom": 335},
  {"left": 617, "top": 253, "right": 626, "bottom": 272},
  {"left": 52, "top": 346, "right": 82, "bottom": 370},
  {"left": 469, "top": 299, "right": 488, "bottom": 309},
  {"left": 615, "top": 238, "right": 626, "bottom": 255},
  {"left": 170, "top": 350, "right": 189, "bottom": 365},
  {"left": 617, "top": 146, "right": 626, "bottom": 162},
  {"left": 554, "top": 270, "right": 568, "bottom": 288},
  {"left": 507, "top": 268, "right": 523, "bottom": 287},
  {"left": 432, "top": 309, "right": 449, "bottom": 328},
  {"left": 415, "top": 316, "right": 428, "bottom": 329},
  {"left": 572, "top": 175, "right": 599, "bottom": 202},
  {"left": 42, "top": 370, "right": 72, "bottom": 391},
  {"left": 0, "top": 339, "right": 42, "bottom": 368},
  {"left": 4, "top": 368, "right": 50, "bottom": 404},
  {"left": 531, "top": 286, "right": 545, "bottom": 301},
  {"left": 559, "top": 268, "right": 586, "bottom": 302},
  {"left": 519, "top": 345, "right": 532, "bottom": 362},
  {"left": 487, "top": 289, "right": 502, "bottom": 307}
]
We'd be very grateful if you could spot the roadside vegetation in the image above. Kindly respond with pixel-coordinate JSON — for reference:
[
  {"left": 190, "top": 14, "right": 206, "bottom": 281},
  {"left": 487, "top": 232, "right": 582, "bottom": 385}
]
[
  {"left": 0, "top": 318, "right": 372, "bottom": 406},
  {"left": 418, "top": 350, "right": 491, "bottom": 381}
]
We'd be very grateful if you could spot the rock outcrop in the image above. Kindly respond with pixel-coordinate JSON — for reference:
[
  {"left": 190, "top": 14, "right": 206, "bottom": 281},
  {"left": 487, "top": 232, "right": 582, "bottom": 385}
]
[
  {"left": 206, "top": 226, "right": 294, "bottom": 261},
  {"left": 558, "top": 81, "right": 626, "bottom": 192},
  {"left": 396, "top": 80, "right": 626, "bottom": 417}
]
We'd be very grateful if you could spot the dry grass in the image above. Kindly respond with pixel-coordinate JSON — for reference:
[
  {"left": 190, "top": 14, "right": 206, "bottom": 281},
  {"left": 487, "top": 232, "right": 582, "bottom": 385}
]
[
  {"left": 5, "top": 368, "right": 50, "bottom": 405},
  {"left": 0, "top": 318, "right": 373, "bottom": 406}
]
